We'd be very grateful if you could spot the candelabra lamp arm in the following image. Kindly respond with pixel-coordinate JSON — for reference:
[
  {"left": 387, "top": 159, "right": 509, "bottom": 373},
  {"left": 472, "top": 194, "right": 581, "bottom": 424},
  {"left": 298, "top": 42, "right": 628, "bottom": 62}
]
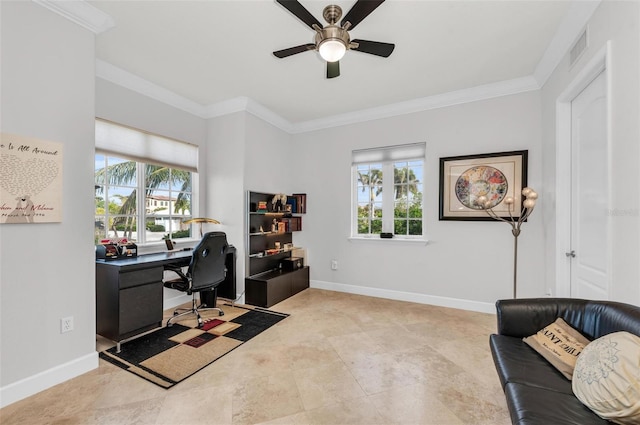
[
  {"left": 485, "top": 207, "right": 511, "bottom": 225},
  {"left": 520, "top": 205, "right": 535, "bottom": 222}
]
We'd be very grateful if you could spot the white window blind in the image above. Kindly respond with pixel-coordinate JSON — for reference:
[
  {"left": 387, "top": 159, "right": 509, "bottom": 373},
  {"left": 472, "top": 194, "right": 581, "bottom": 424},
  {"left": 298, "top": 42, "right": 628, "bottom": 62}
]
[
  {"left": 352, "top": 142, "right": 426, "bottom": 164},
  {"left": 95, "top": 118, "right": 199, "bottom": 172}
]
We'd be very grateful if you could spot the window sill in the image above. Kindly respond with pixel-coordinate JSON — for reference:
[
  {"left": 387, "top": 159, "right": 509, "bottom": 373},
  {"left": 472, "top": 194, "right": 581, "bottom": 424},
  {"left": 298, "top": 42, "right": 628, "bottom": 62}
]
[
  {"left": 348, "top": 236, "right": 429, "bottom": 245},
  {"left": 136, "top": 239, "right": 199, "bottom": 255}
]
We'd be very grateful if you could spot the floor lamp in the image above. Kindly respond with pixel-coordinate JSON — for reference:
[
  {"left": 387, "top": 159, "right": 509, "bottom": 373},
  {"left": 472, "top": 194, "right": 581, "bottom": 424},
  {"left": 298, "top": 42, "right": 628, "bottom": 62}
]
[{"left": 476, "top": 187, "right": 538, "bottom": 298}]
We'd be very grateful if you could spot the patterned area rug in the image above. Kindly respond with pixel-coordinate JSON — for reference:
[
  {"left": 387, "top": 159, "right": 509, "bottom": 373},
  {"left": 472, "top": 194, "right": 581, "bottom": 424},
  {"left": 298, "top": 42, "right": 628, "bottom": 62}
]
[{"left": 99, "top": 304, "right": 288, "bottom": 388}]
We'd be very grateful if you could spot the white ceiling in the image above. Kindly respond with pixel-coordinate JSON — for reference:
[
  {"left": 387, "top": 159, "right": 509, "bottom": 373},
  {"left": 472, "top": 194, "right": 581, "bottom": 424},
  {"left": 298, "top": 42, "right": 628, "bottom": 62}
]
[{"left": 79, "top": 0, "right": 598, "bottom": 131}]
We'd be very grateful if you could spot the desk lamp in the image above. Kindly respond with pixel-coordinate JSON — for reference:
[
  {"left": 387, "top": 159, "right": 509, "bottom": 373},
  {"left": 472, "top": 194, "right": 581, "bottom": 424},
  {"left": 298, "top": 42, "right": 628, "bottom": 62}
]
[{"left": 182, "top": 217, "right": 221, "bottom": 238}]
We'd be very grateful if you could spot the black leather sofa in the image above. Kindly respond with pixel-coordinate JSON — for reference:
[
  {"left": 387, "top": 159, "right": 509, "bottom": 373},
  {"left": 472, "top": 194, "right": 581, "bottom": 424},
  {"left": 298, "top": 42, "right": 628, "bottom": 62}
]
[{"left": 489, "top": 298, "right": 640, "bottom": 425}]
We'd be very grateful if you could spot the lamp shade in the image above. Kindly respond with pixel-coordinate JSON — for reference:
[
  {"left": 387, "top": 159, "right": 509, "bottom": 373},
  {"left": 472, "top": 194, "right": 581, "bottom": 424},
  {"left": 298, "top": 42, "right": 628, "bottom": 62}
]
[{"left": 319, "top": 39, "right": 346, "bottom": 62}]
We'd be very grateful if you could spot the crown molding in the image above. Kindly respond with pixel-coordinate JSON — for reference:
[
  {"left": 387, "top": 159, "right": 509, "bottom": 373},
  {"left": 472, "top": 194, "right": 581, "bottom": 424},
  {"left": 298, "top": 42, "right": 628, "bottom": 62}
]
[
  {"left": 533, "top": 0, "right": 601, "bottom": 87},
  {"left": 244, "top": 99, "right": 295, "bottom": 133},
  {"left": 33, "top": 0, "right": 115, "bottom": 34},
  {"left": 203, "top": 97, "right": 294, "bottom": 133},
  {"left": 291, "top": 76, "right": 540, "bottom": 134},
  {"left": 96, "top": 60, "right": 208, "bottom": 118},
  {"left": 97, "top": 58, "right": 540, "bottom": 134}
]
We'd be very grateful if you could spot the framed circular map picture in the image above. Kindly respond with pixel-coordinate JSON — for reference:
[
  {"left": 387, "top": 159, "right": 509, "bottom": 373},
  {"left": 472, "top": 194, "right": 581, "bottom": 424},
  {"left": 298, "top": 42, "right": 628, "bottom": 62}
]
[{"left": 439, "top": 150, "right": 527, "bottom": 220}]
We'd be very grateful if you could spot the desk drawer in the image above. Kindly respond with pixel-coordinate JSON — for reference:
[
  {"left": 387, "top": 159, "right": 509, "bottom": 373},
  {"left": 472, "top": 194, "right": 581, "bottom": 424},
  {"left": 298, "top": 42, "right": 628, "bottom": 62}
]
[
  {"left": 119, "top": 282, "right": 163, "bottom": 335},
  {"left": 119, "top": 266, "right": 163, "bottom": 289}
]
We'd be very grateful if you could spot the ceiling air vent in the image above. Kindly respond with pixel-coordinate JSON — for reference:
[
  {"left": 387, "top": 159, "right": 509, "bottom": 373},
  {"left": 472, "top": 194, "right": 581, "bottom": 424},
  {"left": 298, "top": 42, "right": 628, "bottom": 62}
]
[{"left": 570, "top": 29, "right": 588, "bottom": 67}]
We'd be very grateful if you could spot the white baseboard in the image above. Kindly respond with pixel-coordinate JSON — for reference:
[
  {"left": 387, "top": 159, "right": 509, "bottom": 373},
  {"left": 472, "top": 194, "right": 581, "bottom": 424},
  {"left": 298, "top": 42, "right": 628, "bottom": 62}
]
[
  {"left": 0, "top": 351, "right": 98, "bottom": 408},
  {"left": 164, "top": 292, "right": 246, "bottom": 311},
  {"left": 163, "top": 293, "right": 192, "bottom": 310},
  {"left": 310, "top": 280, "right": 496, "bottom": 314}
]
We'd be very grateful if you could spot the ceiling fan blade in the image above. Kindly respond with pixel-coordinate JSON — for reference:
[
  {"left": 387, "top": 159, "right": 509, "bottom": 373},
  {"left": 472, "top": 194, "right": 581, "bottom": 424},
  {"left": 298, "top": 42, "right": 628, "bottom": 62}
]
[
  {"left": 273, "top": 43, "right": 316, "bottom": 58},
  {"left": 340, "top": 0, "right": 385, "bottom": 30},
  {"left": 276, "top": 0, "right": 322, "bottom": 29},
  {"left": 327, "top": 61, "right": 340, "bottom": 79},
  {"left": 351, "top": 39, "right": 395, "bottom": 57}
]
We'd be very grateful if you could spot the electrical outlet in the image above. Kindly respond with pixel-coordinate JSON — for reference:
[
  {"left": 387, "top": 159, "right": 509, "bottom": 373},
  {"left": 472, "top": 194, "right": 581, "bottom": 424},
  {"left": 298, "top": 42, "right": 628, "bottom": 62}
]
[
  {"left": 60, "top": 316, "right": 74, "bottom": 333},
  {"left": 331, "top": 259, "right": 338, "bottom": 270}
]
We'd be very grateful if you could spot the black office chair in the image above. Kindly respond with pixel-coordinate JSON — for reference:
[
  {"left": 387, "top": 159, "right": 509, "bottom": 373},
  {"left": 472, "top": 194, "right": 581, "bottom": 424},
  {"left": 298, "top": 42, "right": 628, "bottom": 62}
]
[{"left": 163, "top": 231, "right": 228, "bottom": 328}]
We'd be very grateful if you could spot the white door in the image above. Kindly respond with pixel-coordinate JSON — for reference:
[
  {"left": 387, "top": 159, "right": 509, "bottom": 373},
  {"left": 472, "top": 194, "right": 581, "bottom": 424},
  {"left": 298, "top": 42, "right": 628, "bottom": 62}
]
[{"left": 569, "top": 70, "right": 609, "bottom": 299}]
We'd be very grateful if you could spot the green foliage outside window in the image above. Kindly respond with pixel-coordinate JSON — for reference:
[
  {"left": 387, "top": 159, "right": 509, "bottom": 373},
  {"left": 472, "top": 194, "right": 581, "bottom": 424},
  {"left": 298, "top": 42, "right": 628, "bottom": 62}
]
[
  {"left": 95, "top": 156, "right": 193, "bottom": 243},
  {"left": 357, "top": 161, "right": 423, "bottom": 236}
]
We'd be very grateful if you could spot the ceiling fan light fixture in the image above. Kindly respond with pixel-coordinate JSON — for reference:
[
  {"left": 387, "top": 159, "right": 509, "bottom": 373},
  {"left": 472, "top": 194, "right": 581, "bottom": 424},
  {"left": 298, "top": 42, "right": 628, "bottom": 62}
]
[{"left": 318, "top": 38, "right": 346, "bottom": 62}]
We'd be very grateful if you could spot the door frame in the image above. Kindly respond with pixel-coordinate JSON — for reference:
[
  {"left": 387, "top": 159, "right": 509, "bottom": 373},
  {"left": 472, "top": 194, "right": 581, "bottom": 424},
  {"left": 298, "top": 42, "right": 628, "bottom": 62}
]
[{"left": 555, "top": 42, "right": 612, "bottom": 297}]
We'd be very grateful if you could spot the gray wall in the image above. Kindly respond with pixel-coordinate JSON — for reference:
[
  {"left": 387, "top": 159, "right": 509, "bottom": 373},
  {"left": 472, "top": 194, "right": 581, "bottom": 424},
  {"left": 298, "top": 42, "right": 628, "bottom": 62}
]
[{"left": 0, "top": 1, "right": 98, "bottom": 404}]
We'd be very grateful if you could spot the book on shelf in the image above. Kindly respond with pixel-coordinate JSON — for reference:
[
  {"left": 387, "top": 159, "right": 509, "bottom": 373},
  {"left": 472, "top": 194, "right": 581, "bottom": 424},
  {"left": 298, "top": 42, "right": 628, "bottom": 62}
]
[
  {"left": 285, "top": 197, "right": 296, "bottom": 214},
  {"left": 291, "top": 193, "right": 306, "bottom": 214},
  {"left": 280, "top": 216, "right": 302, "bottom": 232}
]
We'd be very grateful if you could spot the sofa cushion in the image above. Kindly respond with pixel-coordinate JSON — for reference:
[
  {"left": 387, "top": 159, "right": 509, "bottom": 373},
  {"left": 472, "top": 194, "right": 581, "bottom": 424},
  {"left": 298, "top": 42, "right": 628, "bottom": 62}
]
[
  {"left": 523, "top": 317, "right": 591, "bottom": 380},
  {"left": 490, "top": 334, "right": 573, "bottom": 395},
  {"left": 572, "top": 331, "right": 640, "bottom": 424},
  {"left": 505, "top": 382, "right": 610, "bottom": 425}
]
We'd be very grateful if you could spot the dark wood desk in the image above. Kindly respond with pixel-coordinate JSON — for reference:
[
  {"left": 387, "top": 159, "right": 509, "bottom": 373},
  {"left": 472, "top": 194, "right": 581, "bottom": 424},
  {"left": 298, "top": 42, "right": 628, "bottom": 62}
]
[{"left": 96, "top": 247, "right": 236, "bottom": 348}]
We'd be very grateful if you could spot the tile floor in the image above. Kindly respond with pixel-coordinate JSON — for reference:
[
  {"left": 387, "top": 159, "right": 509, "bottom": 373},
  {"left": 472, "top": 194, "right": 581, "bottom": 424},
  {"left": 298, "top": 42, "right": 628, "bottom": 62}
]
[{"left": 0, "top": 289, "right": 510, "bottom": 425}]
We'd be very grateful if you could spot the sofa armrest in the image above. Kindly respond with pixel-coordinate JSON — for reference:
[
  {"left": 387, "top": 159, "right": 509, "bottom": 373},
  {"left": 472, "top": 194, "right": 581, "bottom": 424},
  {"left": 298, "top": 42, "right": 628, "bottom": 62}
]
[{"left": 495, "top": 298, "right": 589, "bottom": 337}]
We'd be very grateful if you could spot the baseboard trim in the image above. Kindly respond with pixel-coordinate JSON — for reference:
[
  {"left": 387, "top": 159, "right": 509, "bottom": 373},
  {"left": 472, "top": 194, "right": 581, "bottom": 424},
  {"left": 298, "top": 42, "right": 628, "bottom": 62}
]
[
  {"left": 0, "top": 351, "right": 98, "bottom": 408},
  {"left": 163, "top": 293, "right": 192, "bottom": 311},
  {"left": 310, "top": 280, "right": 495, "bottom": 314}
]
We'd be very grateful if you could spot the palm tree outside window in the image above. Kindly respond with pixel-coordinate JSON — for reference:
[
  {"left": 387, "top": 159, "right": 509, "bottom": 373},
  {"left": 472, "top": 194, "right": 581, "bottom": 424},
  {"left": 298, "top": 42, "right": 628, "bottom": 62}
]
[
  {"left": 353, "top": 145, "right": 424, "bottom": 238},
  {"left": 95, "top": 154, "right": 193, "bottom": 244}
]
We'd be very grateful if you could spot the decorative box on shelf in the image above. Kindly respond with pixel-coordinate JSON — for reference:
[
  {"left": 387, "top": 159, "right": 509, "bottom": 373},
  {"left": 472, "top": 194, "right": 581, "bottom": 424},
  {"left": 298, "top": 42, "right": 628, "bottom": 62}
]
[
  {"left": 257, "top": 201, "right": 268, "bottom": 213},
  {"left": 96, "top": 238, "right": 137, "bottom": 260},
  {"left": 118, "top": 242, "right": 137, "bottom": 258},
  {"left": 96, "top": 243, "right": 119, "bottom": 260},
  {"left": 281, "top": 257, "right": 303, "bottom": 271}
]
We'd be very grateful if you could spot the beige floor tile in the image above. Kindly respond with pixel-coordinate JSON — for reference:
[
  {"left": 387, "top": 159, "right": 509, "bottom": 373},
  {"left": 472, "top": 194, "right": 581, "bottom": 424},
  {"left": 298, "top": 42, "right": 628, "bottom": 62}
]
[
  {"left": 346, "top": 350, "right": 424, "bottom": 395},
  {"left": 231, "top": 373, "right": 305, "bottom": 425},
  {"left": 0, "top": 288, "right": 510, "bottom": 425},
  {"left": 154, "top": 385, "right": 233, "bottom": 425},
  {"left": 303, "top": 397, "right": 388, "bottom": 425},
  {"left": 92, "top": 368, "right": 168, "bottom": 409},
  {"left": 368, "top": 383, "right": 464, "bottom": 425},
  {"left": 89, "top": 397, "right": 165, "bottom": 425},
  {"left": 292, "top": 360, "right": 366, "bottom": 410}
]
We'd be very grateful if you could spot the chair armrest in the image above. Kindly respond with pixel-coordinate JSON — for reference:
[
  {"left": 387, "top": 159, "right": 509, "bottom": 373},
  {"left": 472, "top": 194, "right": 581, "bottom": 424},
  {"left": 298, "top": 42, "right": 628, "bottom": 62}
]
[
  {"left": 163, "top": 265, "right": 189, "bottom": 283},
  {"left": 495, "top": 298, "right": 589, "bottom": 338}
]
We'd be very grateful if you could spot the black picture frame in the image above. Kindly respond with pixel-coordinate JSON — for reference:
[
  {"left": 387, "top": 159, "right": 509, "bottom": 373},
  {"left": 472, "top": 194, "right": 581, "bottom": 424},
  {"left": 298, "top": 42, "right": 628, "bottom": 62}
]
[{"left": 439, "top": 150, "right": 528, "bottom": 221}]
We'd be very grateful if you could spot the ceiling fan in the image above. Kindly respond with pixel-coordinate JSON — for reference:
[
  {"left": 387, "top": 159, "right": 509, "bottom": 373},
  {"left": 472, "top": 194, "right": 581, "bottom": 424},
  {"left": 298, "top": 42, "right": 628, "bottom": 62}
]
[{"left": 273, "top": 0, "right": 395, "bottom": 79}]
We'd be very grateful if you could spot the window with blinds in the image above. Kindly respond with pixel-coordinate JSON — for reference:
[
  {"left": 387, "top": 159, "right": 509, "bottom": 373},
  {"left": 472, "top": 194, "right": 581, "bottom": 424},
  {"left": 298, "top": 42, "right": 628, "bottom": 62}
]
[{"left": 94, "top": 119, "right": 198, "bottom": 244}]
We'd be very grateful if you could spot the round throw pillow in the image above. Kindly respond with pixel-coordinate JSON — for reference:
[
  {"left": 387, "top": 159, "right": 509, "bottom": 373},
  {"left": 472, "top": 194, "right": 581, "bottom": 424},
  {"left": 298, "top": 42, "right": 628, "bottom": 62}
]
[{"left": 572, "top": 331, "right": 640, "bottom": 425}]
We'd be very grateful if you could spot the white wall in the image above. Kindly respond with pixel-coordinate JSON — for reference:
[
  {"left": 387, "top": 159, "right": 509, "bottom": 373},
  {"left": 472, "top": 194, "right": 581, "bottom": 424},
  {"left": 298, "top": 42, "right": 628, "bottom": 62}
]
[
  {"left": 206, "top": 111, "right": 295, "bottom": 298},
  {"left": 0, "top": 1, "right": 98, "bottom": 406},
  {"left": 95, "top": 79, "right": 207, "bottom": 156},
  {"left": 292, "top": 91, "right": 545, "bottom": 312},
  {"left": 206, "top": 112, "right": 247, "bottom": 296},
  {"left": 541, "top": 0, "right": 640, "bottom": 304}
]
